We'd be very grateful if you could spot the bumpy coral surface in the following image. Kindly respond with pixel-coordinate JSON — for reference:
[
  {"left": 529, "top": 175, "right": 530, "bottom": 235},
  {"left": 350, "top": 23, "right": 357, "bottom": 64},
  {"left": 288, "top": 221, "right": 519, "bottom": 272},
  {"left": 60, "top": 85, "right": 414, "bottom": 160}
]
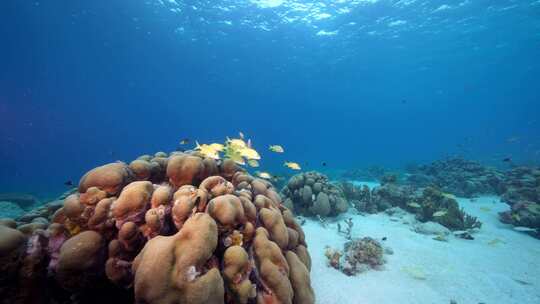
[
  {"left": 281, "top": 171, "right": 348, "bottom": 217},
  {"left": 0, "top": 151, "right": 314, "bottom": 303}
]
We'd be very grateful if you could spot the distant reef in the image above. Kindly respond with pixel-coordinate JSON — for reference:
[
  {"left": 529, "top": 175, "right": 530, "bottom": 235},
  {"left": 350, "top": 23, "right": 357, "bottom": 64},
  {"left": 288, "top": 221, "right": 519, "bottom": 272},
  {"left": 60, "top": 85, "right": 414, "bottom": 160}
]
[
  {"left": 342, "top": 180, "right": 481, "bottom": 232},
  {"left": 0, "top": 192, "right": 41, "bottom": 210},
  {"left": 340, "top": 158, "right": 540, "bottom": 238},
  {"left": 0, "top": 151, "right": 314, "bottom": 304},
  {"left": 404, "top": 158, "right": 506, "bottom": 198}
]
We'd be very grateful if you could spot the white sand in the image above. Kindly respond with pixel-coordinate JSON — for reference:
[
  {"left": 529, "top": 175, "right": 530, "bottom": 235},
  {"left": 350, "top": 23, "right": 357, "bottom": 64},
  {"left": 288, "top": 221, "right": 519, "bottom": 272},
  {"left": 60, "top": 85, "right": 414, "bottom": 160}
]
[{"left": 304, "top": 183, "right": 540, "bottom": 304}]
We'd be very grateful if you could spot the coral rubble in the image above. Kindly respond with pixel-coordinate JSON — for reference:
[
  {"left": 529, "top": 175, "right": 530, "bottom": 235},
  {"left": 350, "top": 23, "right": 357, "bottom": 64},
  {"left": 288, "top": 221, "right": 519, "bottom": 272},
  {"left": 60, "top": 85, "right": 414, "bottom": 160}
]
[
  {"left": 0, "top": 151, "right": 314, "bottom": 303},
  {"left": 325, "top": 237, "right": 386, "bottom": 276},
  {"left": 281, "top": 171, "right": 349, "bottom": 217}
]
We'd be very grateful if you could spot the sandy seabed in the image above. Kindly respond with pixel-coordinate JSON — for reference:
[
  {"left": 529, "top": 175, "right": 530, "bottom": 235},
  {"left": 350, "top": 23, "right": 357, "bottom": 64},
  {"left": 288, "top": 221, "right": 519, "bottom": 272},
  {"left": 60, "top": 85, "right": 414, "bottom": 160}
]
[{"left": 305, "top": 182, "right": 540, "bottom": 304}]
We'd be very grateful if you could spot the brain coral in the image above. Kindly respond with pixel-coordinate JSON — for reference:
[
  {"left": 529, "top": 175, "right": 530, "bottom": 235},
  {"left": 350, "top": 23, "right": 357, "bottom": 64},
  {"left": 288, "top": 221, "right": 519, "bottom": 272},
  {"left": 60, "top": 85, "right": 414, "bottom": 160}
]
[
  {"left": 0, "top": 151, "right": 314, "bottom": 304},
  {"left": 281, "top": 171, "right": 349, "bottom": 217}
]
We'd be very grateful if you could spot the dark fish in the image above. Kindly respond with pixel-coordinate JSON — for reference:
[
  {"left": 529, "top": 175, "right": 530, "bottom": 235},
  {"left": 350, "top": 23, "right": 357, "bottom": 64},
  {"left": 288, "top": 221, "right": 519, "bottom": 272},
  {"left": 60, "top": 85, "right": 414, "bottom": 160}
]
[
  {"left": 401, "top": 99, "right": 407, "bottom": 104},
  {"left": 513, "top": 278, "right": 532, "bottom": 286},
  {"left": 502, "top": 157, "right": 512, "bottom": 162},
  {"left": 382, "top": 237, "right": 387, "bottom": 241},
  {"left": 64, "top": 180, "right": 73, "bottom": 186},
  {"left": 179, "top": 138, "right": 189, "bottom": 145},
  {"left": 322, "top": 162, "right": 327, "bottom": 167}
]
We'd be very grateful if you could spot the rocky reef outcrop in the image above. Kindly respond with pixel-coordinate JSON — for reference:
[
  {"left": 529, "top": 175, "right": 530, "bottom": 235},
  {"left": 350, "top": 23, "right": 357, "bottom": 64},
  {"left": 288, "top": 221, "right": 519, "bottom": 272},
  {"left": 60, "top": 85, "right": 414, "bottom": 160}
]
[
  {"left": 499, "top": 166, "right": 540, "bottom": 237},
  {"left": 405, "top": 158, "right": 506, "bottom": 197},
  {"left": 0, "top": 151, "right": 314, "bottom": 304},
  {"left": 281, "top": 171, "right": 349, "bottom": 217},
  {"left": 345, "top": 181, "right": 481, "bottom": 232},
  {"left": 500, "top": 166, "right": 540, "bottom": 206},
  {"left": 341, "top": 181, "right": 415, "bottom": 215}
]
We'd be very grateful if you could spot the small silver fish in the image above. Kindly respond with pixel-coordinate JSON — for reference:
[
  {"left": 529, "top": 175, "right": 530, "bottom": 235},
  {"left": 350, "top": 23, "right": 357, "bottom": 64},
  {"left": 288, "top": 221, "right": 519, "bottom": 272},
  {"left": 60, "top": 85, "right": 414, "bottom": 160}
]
[
  {"left": 433, "top": 210, "right": 447, "bottom": 217},
  {"left": 513, "top": 226, "right": 537, "bottom": 232},
  {"left": 407, "top": 202, "right": 421, "bottom": 208}
]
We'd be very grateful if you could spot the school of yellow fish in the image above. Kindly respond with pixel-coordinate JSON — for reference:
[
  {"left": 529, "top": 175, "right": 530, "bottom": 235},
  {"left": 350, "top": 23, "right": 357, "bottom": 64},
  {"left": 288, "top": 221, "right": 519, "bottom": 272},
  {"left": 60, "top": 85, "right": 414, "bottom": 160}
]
[{"left": 188, "top": 132, "right": 302, "bottom": 178}]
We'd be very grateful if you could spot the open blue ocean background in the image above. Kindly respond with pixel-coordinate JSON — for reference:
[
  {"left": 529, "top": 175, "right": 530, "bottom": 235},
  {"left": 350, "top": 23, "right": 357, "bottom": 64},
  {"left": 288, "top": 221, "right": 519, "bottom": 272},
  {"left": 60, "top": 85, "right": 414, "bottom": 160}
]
[{"left": 1, "top": 0, "right": 539, "bottom": 198}]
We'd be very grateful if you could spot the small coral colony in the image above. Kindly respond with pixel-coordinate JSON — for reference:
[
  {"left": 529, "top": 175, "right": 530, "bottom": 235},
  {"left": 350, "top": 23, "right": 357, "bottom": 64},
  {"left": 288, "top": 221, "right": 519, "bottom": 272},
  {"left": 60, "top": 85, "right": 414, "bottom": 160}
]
[{"left": 1, "top": 133, "right": 539, "bottom": 303}]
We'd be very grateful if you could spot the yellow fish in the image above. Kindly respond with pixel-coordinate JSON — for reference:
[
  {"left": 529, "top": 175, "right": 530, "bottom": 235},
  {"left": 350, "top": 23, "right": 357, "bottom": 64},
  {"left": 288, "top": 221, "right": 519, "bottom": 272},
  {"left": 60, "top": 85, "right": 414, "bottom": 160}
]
[
  {"left": 269, "top": 145, "right": 284, "bottom": 153},
  {"left": 209, "top": 143, "right": 224, "bottom": 152},
  {"left": 247, "top": 159, "right": 259, "bottom": 167},
  {"left": 225, "top": 149, "right": 245, "bottom": 165},
  {"left": 480, "top": 207, "right": 491, "bottom": 212},
  {"left": 284, "top": 161, "right": 301, "bottom": 170},
  {"left": 195, "top": 141, "right": 220, "bottom": 159},
  {"left": 257, "top": 172, "right": 272, "bottom": 179},
  {"left": 226, "top": 137, "right": 247, "bottom": 150},
  {"left": 239, "top": 147, "right": 261, "bottom": 160}
]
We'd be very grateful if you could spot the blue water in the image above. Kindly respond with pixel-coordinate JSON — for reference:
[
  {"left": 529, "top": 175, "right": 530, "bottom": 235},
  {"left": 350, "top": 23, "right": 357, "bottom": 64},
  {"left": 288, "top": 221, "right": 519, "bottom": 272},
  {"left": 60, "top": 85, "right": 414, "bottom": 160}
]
[{"left": 1, "top": 0, "right": 539, "bottom": 197}]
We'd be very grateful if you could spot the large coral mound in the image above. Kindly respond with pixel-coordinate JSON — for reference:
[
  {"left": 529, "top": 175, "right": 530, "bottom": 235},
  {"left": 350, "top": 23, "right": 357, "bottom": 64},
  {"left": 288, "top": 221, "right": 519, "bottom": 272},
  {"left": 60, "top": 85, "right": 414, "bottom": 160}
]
[
  {"left": 0, "top": 151, "right": 314, "bottom": 304},
  {"left": 281, "top": 171, "right": 348, "bottom": 217}
]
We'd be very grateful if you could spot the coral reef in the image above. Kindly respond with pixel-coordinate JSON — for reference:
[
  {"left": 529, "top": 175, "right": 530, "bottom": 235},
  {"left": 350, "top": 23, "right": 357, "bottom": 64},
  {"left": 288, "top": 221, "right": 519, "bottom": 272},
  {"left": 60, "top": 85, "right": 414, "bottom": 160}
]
[
  {"left": 325, "top": 237, "right": 387, "bottom": 276},
  {"left": 380, "top": 173, "right": 399, "bottom": 185},
  {"left": 0, "top": 193, "right": 40, "bottom": 210},
  {"left": 347, "top": 181, "right": 481, "bottom": 232},
  {"left": 500, "top": 166, "right": 540, "bottom": 206},
  {"left": 404, "top": 158, "right": 506, "bottom": 197},
  {"left": 411, "top": 187, "right": 482, "bottom": 231},
  {"left": 0, "top": 201, "right": 26, "bottom": 219},
  {"left": 0, "top": 150, "right": 314, "bottom": 303},
  {"left": 498, "top": 166, "right": 540, "bottom": 237},
  {"left": 345, "top": 182, "right": 415, "bottom": 214},
  {"left": 281, "top": 171, "right": 349, "bottom": 217}
]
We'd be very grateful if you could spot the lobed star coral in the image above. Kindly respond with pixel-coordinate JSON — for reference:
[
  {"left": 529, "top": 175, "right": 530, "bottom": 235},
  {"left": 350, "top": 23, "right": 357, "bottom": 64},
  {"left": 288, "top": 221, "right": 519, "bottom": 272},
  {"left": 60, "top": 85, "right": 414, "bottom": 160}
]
[{"left": 0, "top": 150, "right": 315, "bottom": 304}]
